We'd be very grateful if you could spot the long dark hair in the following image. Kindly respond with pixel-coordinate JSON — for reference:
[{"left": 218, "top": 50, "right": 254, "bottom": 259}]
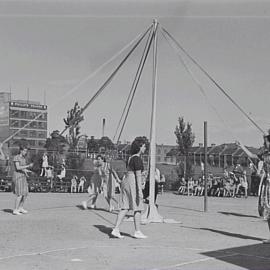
[{"left": 130, "top": 139, "right": 145, "bottom": 155}]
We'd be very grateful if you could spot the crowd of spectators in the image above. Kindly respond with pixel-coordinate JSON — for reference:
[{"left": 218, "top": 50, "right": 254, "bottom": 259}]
[{"left": 177, "top": 163, "right": 250, "bottom": 198}]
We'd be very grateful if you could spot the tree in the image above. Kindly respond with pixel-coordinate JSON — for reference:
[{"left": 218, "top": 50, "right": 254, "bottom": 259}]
[
  {"left": 174, "top": 117, "right": 195, "bottom": 178},
  {"left": 44, "top": 130, "right": 69, "bottom": 170},
  {"left": 87, "top": 137, "right": 99, "bottom": 153},
  {"left": 45, "top": 130, "right": 68, "bottom": 153},
  {"left": 63, "top": 102, "right": 84, "bottom": 150},
  {"left": 98, "top": 136, "right": 115, "bottom": 153}
]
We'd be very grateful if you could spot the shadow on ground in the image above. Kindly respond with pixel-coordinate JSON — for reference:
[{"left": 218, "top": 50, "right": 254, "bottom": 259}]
[
  {"left": 202, "top": 243, "right": 270, "bottom": 270},
  {"left": 93, "top": 225, "right": 133, "bottom": 238},
  {"left": 1, "top": 209, "right": 13, "bottom": 214},
  {"left": 182, "top": 226, "right": 264, "bottom": 241},
  {"left": 218, "top": 211, "right": 259, "bottom": 219},
  {"left": 160, "top": 203, "right": 203, "bottom": 213}
]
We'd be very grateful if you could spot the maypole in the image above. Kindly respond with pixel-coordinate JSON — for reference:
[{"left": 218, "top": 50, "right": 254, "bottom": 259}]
[{"left": 142, "top": 19, "right": 163, "bottom": 223}]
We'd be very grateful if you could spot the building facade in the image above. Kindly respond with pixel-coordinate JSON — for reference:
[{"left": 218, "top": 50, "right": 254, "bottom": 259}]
[{"left": 0, "top": 92, "right": 48, "bottom": 153}]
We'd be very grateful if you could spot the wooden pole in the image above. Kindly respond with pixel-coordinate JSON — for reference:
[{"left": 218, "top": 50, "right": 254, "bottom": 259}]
[{"left": 204, "top": 121, "right": 208, "bottom": 212}]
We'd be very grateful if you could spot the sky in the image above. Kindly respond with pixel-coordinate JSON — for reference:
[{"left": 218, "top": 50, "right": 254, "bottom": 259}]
[{"left": 0, "top": 0, "right": 270, "bottom": 147}]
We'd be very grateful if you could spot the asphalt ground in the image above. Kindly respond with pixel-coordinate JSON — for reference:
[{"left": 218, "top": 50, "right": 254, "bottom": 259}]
[{"left": 0, "top": 192, "right": 270, "bottom": 270}]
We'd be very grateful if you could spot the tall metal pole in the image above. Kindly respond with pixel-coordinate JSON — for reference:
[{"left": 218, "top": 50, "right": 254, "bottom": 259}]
[
  {"left": 149, "top": 19, "right": 158, "bottom": 211},
  {"left": 204, "top": 121, "right": 208, "bottom": 212},
  {"left": 142, "top": 19, "right": 163, "bottom": 223}
]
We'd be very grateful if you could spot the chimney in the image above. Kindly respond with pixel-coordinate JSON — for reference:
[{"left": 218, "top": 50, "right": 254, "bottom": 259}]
[
  {"left": 102, "top": 118, "right": 105, "bottom": 137},
  {"left": 211, "top": 144, "right": 216, "bottom": 147}
]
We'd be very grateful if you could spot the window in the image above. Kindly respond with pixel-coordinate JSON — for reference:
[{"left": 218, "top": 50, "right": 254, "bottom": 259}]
[
  {"left": 38, "top": 113, "right": 47, "bottom": 120},
  {"left": 10, "top": 110, "right": 19, "bottom": 118},
  {"left": 28, "top": 140, "right": 36, "bottom": 146},
  {"left": 28, "top": 112, "right": 36, "bottom": 119},
  {"left": 30, "top": 121, "right": 38, "bottom": 128},
  {"left": 20, "top": 120, "right": 28, "bottom": 128},
  {"left": 29, "top": 130, "right": 37, "bottom": 138},
  {"left": 20, "top": 111, "right": 27, "bottom": 119},
  {"left": 38, "top": 131, "right": 46, "bottom": 138},
  {"left": 19, "top": 130, "right": 28, "bottom": 137},
  {"left": 36, "top": 122, "right": 47, "bottom": 129},
  {"left": 10, "top": 120, "right": 19, "bottom": 127},
  {"left": 38, "top": 140, "right": 46, "bottom": 147},
  {"left": 38, "top": 122, "right": 47, "bottom": 130}
]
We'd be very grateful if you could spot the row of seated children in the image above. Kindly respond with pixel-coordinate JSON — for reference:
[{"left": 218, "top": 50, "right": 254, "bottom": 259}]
[
  {"left": 177, "top": 172, "right": 248, "bottom": 198},
  {"left": 70, "top": 175, "right": 87, "bottom": 193}
]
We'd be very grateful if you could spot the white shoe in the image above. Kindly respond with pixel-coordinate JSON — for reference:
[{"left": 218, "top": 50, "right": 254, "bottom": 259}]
[
  {"left": 19, "top": 208, "right": 28, "bottom": 214},
  {"left": 89, "top": 204, "right": 96, "bottom": 209},
  {"left": 13, "top": 210, "right": 22, "bottom": 215},
  {"left": 111, "top": 228, "right": 124, "bottom": 239},
  {"left": 81, "top": 201, "right": 87, "bottom": 210},
  {"left": 134, "top": 231, "right": 147, "bottom": 239},
  {"left": 263, "top": 239, "right": 270, "bottom": 244}
]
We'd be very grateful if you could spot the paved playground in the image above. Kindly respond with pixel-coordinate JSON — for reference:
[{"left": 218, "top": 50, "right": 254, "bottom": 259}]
[{"left": 0, "top": 192, "right": 269, "bottom": 270}]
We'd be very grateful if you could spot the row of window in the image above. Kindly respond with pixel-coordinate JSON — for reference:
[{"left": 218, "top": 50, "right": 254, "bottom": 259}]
[
  {"left": 10, "top": 110, "right": 47, "bottom": 120},
  {"left": 10, "top": 119, "right": 47, "bottom": 130},
  {"left": 11, "top": 129, "right": 47, "bottom": 139},
  {"left": 156, "top": 148, "right": 170, "bottom": 155},
  {"left": 11, "top": 139, "right": 46, "bottom": 148}
]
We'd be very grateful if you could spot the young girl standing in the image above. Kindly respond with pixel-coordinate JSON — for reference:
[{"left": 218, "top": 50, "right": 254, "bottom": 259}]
[
  {"left": 12, "top": 145, "right": 33, "bottom": 215},
  {"left": 111, "top": 139, "right": 147, "bottom": 239}
]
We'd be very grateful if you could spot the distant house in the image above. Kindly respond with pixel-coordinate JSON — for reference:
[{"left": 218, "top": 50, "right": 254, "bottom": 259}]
[
  {"left": 156, "top": 144, "right": 177, "bottom": 164},
  {"left": 186, "top": 143, "right": 259, "bottom": 168}
]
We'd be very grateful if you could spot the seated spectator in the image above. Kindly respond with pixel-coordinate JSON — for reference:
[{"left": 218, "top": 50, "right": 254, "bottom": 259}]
[
  {"left": 215, "top": 177, "right": 224, "bottom": 197},
  {"left": 192, "top": 178, "right": 199, "bottom": 196},
  {"left": 78, "top": 175, "right": 86, "bottom": 193},
  {"left": 57, "top": 164, "right": 66, "bottom": 180},
  {"left": 228, "top": 172, "right": 237, "bottom": 197},
  {"left": 209, "top": 177, "right": 218, "bottom": 196},
  {"left": 194, "top": 178, "right": 201, "bottom": 196},
  {"left": 187, "top": 177, "right": 194, "bottom": 196},
  {"left": 70, "top": 175, "right": 78, "bottom": 193},
  {"left": 177, "top": 177, "right": 186, "bottom": 195}
]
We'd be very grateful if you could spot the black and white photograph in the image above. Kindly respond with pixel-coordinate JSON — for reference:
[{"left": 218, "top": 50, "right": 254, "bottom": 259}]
[{"left": 1, "top": 0, "right": 270, "bottom": 269}]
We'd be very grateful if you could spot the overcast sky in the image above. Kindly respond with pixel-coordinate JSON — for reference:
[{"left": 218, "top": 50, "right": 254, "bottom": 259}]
[{"left": 0, "top": 0, "right": 270, "bottom": 147}]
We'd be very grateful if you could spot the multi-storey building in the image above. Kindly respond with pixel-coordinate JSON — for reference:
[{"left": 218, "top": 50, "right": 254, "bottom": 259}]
[{"left": 0, "top": 92, "right": 48, "bottom": 153}]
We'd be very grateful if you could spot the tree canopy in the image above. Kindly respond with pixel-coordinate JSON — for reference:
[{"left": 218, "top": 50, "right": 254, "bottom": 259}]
[{"left": 175, "top": 117, "right": 195, "bottom": 178}]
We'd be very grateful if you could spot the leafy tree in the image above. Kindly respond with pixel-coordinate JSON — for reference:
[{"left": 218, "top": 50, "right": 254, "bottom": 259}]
[
  {"left": 98, "top": 136, "right": 115, "bottom": 153},
  {"left": 87, "top": 137, "right": 99, "bottom": 153},
  {"left": 44, "top": 130, "right": 69, "bottom": 170},
  {"left": 65, "top": 152, "right": 85, "bottom": 175},
  {"left": 174, "top": 117, "right": 195, "bottom": 178},
  {"left": 45, "top": 130, "right": 68, "bottom": 153},
  {"left": 63, "top": 102, "right": 84, "bottom": 150}
]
